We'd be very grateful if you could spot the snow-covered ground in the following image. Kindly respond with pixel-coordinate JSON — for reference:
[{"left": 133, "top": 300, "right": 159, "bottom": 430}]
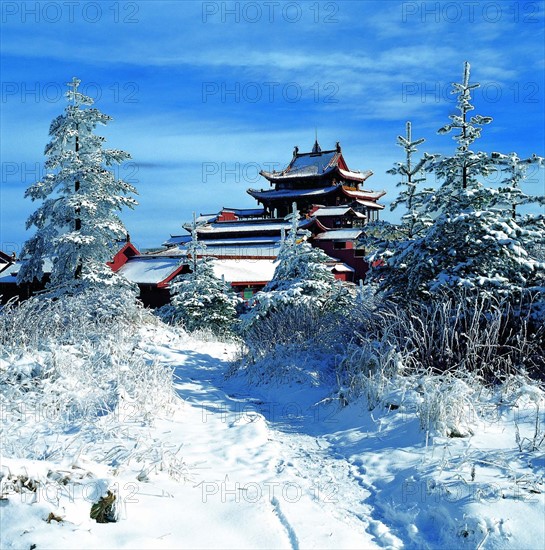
[{"left": 1, "top": 326, "right": 544, "bottom": 549}]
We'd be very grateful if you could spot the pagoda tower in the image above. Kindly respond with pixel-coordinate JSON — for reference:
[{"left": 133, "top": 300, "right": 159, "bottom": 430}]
[{"left": 247, "top": 140, "right": 385, "bottom": 219}]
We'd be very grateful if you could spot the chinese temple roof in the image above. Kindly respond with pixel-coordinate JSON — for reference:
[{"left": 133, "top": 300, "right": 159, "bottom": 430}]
[
  {"left": 259, "top": 141, "right": 372, "bottom": 185},
  {"left": 247, "top": 184, "right": 385, "bottom": 206}
]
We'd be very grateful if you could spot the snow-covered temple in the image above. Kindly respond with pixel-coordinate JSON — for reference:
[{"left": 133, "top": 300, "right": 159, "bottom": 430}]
[
  {"left": 135, "top": 140, "right": 386, "bottom": 305},
  {"left": 1, "top": 140, "right": 386, "bottom": 307}
]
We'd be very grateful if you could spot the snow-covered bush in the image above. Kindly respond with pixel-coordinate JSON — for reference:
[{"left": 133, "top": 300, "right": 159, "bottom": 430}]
[
  {"left": 233, "top": 205, "right": 355, "bottom": 384},
  {"left": 335, "top": 287, "right": 544, "bottom": 415},
  {"left": 0, "top": 290, "right": 176, "bottom": 463},
  {"left": 337, "top": 339, "right": 404, "bottom": 410},
  {"left": 242, "top": 205, "right": 352, "bottom": 331},
  {"left": 372, "top": 292, "right": 539, "bottom": 377},
  {"left": 417, "top": 374, "right": 478, "bottom": 438},
  {"left": 169, "top": 260, "right": 241, "bottom": 336}
]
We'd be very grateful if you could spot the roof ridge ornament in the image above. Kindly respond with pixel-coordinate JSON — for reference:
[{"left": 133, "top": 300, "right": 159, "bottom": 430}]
[{"left": 312, "top": 139, "right": 321, "bottom": 153}]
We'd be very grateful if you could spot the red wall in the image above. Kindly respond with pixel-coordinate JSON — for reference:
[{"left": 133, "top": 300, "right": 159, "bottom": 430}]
[{"left": 313, "top": 241, "right": 368, "bottom": 282}]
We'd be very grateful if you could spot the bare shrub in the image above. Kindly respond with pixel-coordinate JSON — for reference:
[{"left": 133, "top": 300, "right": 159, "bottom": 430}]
[
  {"left": 0, "top": 289, "right": 176, "bottom": 462},
  {"left": 336, "top": 339, "right": 404, "bottom": 410},
  {"left": 243, "top": 304, "right": 337, "bottom": 357},
  {"left": 232, "top": 303, "right": 350, "bottom": 385},
  {"left": 417, "top": 373, "right": 478, "bottom": 437},
  {"left": 352, "top": 292, "right": 543, "bottom": 380},
  {"left": 336, "top": 290, "right": 544, "bottom": 432}
]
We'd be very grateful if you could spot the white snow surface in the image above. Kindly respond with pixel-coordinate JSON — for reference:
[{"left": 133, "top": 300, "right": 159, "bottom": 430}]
[
  {"left": 1, "top": 327, "right": 544, "bottom": 549},
  {"left": 117, "top": 257, "right": 183, "bottom": 284},
  {"left": 211, "top": 259, "right": 278, "bottom": 284}
]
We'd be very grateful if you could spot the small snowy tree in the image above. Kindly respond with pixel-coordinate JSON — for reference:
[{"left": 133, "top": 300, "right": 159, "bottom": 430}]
[
  {"left": 490, "top": 152, "right": 544, "bottom": 220},
  {"left": 169, "top": 217, "right": 241, "bottom": 335},
  {"left": 17, "top": 78, "right": 137, "bottom": 294},
  {"left": 389, "top": 121, "right": 435, "bottom": 239},
  {"left": 242, "top": 204, "right": 351, "bottom": 327},
  {"left": 363, "top": 121, "right": 433, "bottom": 285}
]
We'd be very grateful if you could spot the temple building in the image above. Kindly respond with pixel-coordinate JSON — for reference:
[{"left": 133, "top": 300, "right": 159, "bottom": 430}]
[
  {"left": 157, "top": 140, "right": 386, "bottom": 295},
  {"left": 248, "top": 140, "right": 385, "bottom": 220}
]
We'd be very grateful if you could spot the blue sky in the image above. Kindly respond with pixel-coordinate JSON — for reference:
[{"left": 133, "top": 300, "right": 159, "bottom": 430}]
[{"left": 1, "top": 0, "right": 544, "bottom": 252}]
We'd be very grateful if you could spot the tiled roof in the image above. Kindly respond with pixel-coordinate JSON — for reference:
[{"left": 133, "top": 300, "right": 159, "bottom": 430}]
[{"left": 313, "top": 206, "right": 366, "bottom": 218}]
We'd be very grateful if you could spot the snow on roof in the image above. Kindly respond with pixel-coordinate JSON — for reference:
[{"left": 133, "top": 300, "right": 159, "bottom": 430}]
[
  {"left": 211, "top": 258, "right": 277, "bottom": 284},
  {"left": 146, "top": 248, "right": 186, "bottom": 257},
  {"left": 196, "top": 213, "right": 218, "bottom": 224},
  {"left": 198, "top": 223, "right": 289, "bottom": 234},
  {"left": 196, "top": 236, "right": 282, "bottom": 246},
  {"left": 0, "top": 261, "right": 12, "bottom": 275},
  {"left": 0, "top": 259, "right": 54, "bottom": 283},
  {"left": 343, "top": 188, "right": 386, "bottom": 201},
  {"left": 248, "top": 186, "right": 338, "bottom": 200},
  {"left": 355, "top": 199, "right": 385, "bottom": 210},
  {"left": 0, "top": 262, "right": 21, "bottom": 283},
  {"left": 313, "top": 206, "right": 351, "bottom": 216},
  {"left": 222, "top": 208, "right": 266, "bottom": 217},
  {"left": 314, "top": 229, "right": 363, "bottom": 241},
  {"left": 118, "top": 256, "right": 183, "bottom": 285},
  {"left": 182, "top": 243, "right": 282, "bottom": 259},
  {"left": 197, "top": 218, "right": 313, "bottom": 235},
  {"left": 313, "top": 206, "right": 365, "bottom": 218},
  {"left": 338, "top": 167, "right": 371, "bottom": 182},
  {"left": 163, "top": 235, "right": 192, "bottom": 247},
  {"left": 288, "top": 151, "right": 337, "bottom": 175},
  {"left": 332, "top": 263, "right": 355, "bottom": 273}
]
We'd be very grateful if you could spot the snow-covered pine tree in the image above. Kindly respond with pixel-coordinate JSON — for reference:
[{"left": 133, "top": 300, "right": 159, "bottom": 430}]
[
  {"left": 388, "top": 122, "right": 435, "bottom": 237},
  {"left": 489, "top": 152, "right": 544, "bottom": 220},
  {"left": 242, "top": 203, "right": 351, "bottom": 327},
  {"left": 377, "top": 62, "right": 544, "bottom": 309},
  {"left": 169, "top": 216, "right": 241, "bottom": 335},
  {"left": 490, "top": 151, "right": 545, "bottom": 319},
  {"left": 363, "top": 121, "right": 433, "bottom": 285},
  {"left": 17, "top": 78, "right": 137, "bottom": 294}
]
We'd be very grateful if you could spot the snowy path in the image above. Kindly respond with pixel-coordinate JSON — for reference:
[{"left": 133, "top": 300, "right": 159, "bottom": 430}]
[{"left": 153, "top": 339, "right": 393, "bottom": 549}]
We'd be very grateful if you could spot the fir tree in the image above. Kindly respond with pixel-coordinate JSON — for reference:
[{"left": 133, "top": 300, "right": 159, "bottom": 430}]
[
  {"left": 169, "top": 216, "right": 241, "bottom": 335},
  {"left": 490, "top": 152, "right": 544, "bottom": 220},
  {"left": 388, "top": 121, "right": 434, "bottom": 239},
  {"left": 243, "top": 204, "right": 351, "bottom": 326},
  {"left": 363, "top": 121, "right": 433, "bottom": 285},
  {"left": 18, "top": 78, "right": 137, "bottom": 293},
  {"left": 377, "top": 62, "right": 544, "bottom": 309}
]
